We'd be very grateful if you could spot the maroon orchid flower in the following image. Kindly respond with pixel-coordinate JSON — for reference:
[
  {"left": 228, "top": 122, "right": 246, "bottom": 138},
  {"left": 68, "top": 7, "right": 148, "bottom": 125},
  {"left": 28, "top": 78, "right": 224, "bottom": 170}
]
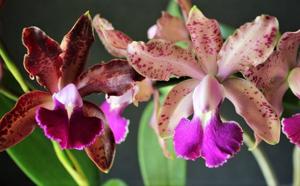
[{"left": 0, "top": 12, "right": 143, "bottom": 172}]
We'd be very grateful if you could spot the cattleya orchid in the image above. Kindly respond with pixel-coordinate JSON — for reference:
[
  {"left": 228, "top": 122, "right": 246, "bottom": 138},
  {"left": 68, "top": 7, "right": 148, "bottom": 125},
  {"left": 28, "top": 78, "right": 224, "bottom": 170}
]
[
  {"left": 127, "top": 6, "right": 281, "bottom": 167},
  {"left": 0, "top": 12, "right": 143, "bottom": 172},
  {"left": 242, "top": 30, "right": 300, "bottom": 146},
  {"left": 92, "top": 14, "right": 154, "bottom": 143}
]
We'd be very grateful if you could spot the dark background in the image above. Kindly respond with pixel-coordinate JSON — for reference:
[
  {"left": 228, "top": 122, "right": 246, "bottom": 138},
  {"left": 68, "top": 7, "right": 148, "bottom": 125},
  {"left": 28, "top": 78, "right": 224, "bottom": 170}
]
[{"left": 0, "top": 0, "right": 299, "bottom": 185}]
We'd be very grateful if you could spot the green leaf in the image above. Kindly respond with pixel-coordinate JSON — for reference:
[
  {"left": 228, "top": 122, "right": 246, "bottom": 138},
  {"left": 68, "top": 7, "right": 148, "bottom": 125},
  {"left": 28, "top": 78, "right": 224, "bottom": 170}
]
[
  {"left": 138, "top": 101, "right": 186, "bottom": 186},
  {"left": 220, "top": 23, "right": 235, "bottom": 39},
  {"left": 102, "top": 179, "right": 127, "bottom": 186}
]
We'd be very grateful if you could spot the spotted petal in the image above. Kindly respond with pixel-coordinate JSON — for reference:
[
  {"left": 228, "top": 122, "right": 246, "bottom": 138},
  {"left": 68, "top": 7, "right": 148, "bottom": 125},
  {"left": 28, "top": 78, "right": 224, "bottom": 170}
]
[
  {"left": 76, "top": 59, "right": 144, "bottom": 97},
  {"left": 127, "top": 39, "right": 204, "bottom": 81},
  {"left": 223, "top": 77, "right": 280, "bottom": 144},
  {"left": 0, "top": 91, "right": 52, "bottom": 151},
  {"left": 217, "top": 15, "right": 278, "bottom": 80},
  {"left": 23, "top": 27, "right": 63, "bottom": 93},
  {"left": 158, "top": 79, "right": 199, "bottom": 138},
  {"left": 186, "top": 6, "right": 223, "bottom": 74},
  {"left": 93, "top": 15, "right": 132, "bottom": 58},
  {"left": 148, "top": 12, "right": 189, "bottom": 43},
  {"left": 282, "top": 114, "right": 300, "bottom": 147},
  {"left": 60, "top": 12, "right": 94, "bottom": 87}
]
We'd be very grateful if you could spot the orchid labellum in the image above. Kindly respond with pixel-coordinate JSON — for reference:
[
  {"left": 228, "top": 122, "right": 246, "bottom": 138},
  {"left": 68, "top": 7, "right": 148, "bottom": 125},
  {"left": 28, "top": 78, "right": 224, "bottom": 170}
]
[
  {"left": 0, "top": 12, "right": 143, "bottom": 172},
  {"left": 127, "top": 6, "right": 281, "bottom": 167}
]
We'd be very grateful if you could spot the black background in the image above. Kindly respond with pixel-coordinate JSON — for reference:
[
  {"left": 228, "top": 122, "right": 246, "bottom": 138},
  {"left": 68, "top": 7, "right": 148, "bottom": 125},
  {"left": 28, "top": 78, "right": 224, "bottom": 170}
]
[{"left": 0, "top": 0, "right": 299, "bottom": 185}]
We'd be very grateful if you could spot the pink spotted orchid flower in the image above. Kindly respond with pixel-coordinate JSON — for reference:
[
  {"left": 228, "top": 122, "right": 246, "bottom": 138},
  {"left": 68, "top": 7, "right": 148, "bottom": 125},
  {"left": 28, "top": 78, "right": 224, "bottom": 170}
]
[
  {"left": 127, "top": 6, "right": 281, "bottom": 167},
  {"left": 0, "top": 12, "right": 143, "bottom": 172},
  {"left": 242, "top": 29, "right": 300, "bottom": 147},
  {"left": 92, "top": 14, "right": 153, "bottom": 144}
]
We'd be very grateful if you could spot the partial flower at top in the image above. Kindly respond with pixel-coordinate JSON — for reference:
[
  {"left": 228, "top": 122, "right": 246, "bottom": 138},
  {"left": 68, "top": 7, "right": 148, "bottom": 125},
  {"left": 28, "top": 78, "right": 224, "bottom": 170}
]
[
  {"left": 127, "top": 6, "right": 280, "bottom": 167},
  {"left": 0, "top": 12, "right": 143, "bottom": 173},
  {"left": 93, "top": 14, "right": 153, "bottom": 144}
]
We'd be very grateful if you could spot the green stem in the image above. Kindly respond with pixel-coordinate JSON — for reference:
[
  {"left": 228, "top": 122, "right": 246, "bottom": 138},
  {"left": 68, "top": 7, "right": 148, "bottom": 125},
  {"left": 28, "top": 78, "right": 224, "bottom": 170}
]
[
  {"left": 65, "top": 150, "right": 89, "bottom": 183},
  {"left": 243, "top": 133, "right": 278, "bottom": 186},
  {"left": 0, "top": 41, "right": 30, "bottom": 92},
  {"left": 0, "top": 86, "right": 18, "bottom": 101},
  {"left": 293, "top": 146, "right": 300, "bottom": 186},
  {"left": 52, "top": 142, "right": 89, "bottom": 186}
]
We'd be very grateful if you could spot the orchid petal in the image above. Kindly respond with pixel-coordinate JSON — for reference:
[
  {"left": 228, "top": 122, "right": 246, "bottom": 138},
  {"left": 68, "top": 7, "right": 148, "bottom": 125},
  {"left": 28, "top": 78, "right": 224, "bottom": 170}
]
[
  {"left": 76, "top": 59, "right": 144, "bottom": 97},
  {"left": 53, "top": 83, "right": 83, "bottom": 108},
  {"left": 60, "top": 12, "right": 94, "bottom": 87},
  {"left": 288, "top": 67, "right": 300, "bottom": 99},
  {"left": 217, "top": 15, "right": 278, "bottom": 80},
  {"left": 223, "top": 78, "right": 280, "bottom": 144},
  {"left": 174, "top": 117, "right": 202, "bottom": 160},
  {"left": 177, "top": 0, "right": 192, "bottom": 20},
  {"left": 193, "top": 75, "right": 224, "bottom": 114},
  {"left": 202, "top": 113, "right": 243, "bottom": 168},
  {"left": 100, "top": 101, "right": 129, "bottom": 144},
  {"left": 148, "top": 12, "right": 189, "bottom": 43},
  {"left": 127, "top": 39, "right": 204, "bottom": 80},
  {"left": 0, "top": 91, "right": 52, "bottom": 151},
  {"left": 134, "top": 78, "right": 153, "bottom": 104},
  {"left": 22, "top": 27, "right": 63, "bottom": 93},
  {"left": 93, "top": 15, "right": 132, "bottom": 58},
  {"left": 282, "top": 114, "right": 300, "bottom": 147},
  {"left": 158, "top": 79, "right": 199, "bottom": 138},
  {"left": 186, "top": 6, "right": 223, "bottom": 74}
]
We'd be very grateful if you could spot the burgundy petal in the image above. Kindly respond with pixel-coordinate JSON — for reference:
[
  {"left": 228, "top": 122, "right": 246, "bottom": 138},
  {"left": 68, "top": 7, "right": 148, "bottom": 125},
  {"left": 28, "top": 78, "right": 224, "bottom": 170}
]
[
  {"left": 60, "top": 12, "right": 94, "bottom": 87},
  {"left": 282, "top": 114, "right": 300, "bottom": 147},
  {"left": 0, "top": 91, "right": 52, "bottom": 151},
  {"left": 76, "top": 59, "right": 144, "bottom": 97},
  {"left": 22, "top": 27, "right": 63, "bottom": 93},
  {"left": 100, "top": 101, "right": 129, "bottom": 144}
]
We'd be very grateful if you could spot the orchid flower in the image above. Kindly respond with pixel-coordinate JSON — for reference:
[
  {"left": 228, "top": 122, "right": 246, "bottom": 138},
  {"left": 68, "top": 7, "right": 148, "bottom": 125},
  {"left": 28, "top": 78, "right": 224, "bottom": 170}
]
[
  {"left": 243, "top": 29, "right": 300, "bottom": 147},
  {"left": 92, "top": 14, "right": 153, "bottom": 144},
  {"left": 127, "top": 6, "right": 281, "bottom": 167},
  {"left": 0, "top": 12, "right": 143, "bottom": 172}
]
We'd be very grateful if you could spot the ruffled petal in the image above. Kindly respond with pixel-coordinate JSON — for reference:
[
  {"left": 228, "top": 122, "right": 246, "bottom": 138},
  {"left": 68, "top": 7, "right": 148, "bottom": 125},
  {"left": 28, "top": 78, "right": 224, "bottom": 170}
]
[
  {"left": 158, "top": 79, "right": 199, "bottom": 138},
  {"left": 93, "top": 15, "right": 132, "bottom": 58},
  {"left": 22, "top": 27, "right": 63, "bottom": 93},
  {"left": 217, "top": 15, "right": 278, "bottom": 80},
  {"left": 223, "top": 77, "right": 280, "bottom": 144},
  {"left": 0, "top": 91, "right": 52, "bottom": 151},
  {"left": 288, "top": 67, "right": 300, "bottom": 99},
  {"left": 193, "top": 75, "right": 224, "bottom": 114},
  {"left": 127, "top": 39, "right": 204, "bottom": 80},
  {"left": 202, "top": 113, "right": 243, "bottom": 168},
  {"left": 174, "top": 117, "right": 202, "bottom": 160},
  {"left": 148, "top": 12, "right": 189, "bottom": 43},
  {"left": 186, "top": 6, "right": 223, "bottom": 74},
  {"left": 100, "top": 101, "right": 129, "bottom": 144},
  {"left": 76, "top": 59, "right": 144, "bottom": 97},
  {"left": 282, "top": 114, "right": 300, "bottom": 147},
  {"left": 60, "top": 12, "right": 94, "bottom": 87},
  {"left": 36, "top": 100, "right": 103, "bottom": 150}
]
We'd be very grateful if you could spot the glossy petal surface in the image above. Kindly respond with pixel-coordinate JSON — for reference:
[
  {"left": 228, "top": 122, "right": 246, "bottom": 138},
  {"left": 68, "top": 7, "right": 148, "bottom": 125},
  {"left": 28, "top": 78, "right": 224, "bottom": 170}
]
[
  {"left": 127, "top": 39, "right": 204, "bottom": 80},
  {"left": 282, "top": 114, "right": 300, "bottom": 147},
  {"left": 217, "top": 15, "right": 278, "bottom": 80},
  {"left": 76, "top": 59, "right": 144, "bottom": 97},
  {"left": 0, "top": 91, "right": 52, "bottom": 151},
  {"left": 223, "top": 78, "right": 280, "bottom": 144}
]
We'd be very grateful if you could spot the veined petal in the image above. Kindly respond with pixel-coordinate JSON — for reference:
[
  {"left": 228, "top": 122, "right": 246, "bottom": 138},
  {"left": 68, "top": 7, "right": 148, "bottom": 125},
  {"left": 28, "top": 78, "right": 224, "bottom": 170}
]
[
  {"left": 223, "top": 78, "right": 280, "bottom": 144},
  {"left": 193, "top": 75, "right": 224, "bottom": 114},
  {"left": 158, "top": 79, "right": 199, "bottom": 138},
  {"left": 22, "top": 27, "right": 63, "bottom": 93},
  {"left": 100, "top": 101, "right": 129, "bottom": 144},
  {"left": 60, "top": 12, "right": 94, "bottom": 87},
  {"left": 288, "top": 67, "right": 300, "bottom": 98},
  {"left": 93, "top": 14, "right": 132, "bottom": 58},
  {"left": 127, "top": 39, "right": 204, "bottom": 81},
  {"left": 282, "top": 114, "right": 300, "bottom": 147},
  {"left": 148, "top": 12, "right": 189, "bottom": 43},
  {"left": 202, "top": 113, "right": 243, "bottom": 168},
  {"left": 186, "top": 6, "right": 223, "bottom": 74},
  {"left": 177, "top": 0, "right": 192, "bottom": 20},
  {"left": 217, "top": 15, "right": 278, "bottom": 80},
  {"left": 76, "top": 59, "right": 144, "bottom": 97},
  {"left": 0, "top": 91, "right": 52, "bottom": 151},
  {"left": 174, "top": 117, "right": 202, "bottom": 160}
]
